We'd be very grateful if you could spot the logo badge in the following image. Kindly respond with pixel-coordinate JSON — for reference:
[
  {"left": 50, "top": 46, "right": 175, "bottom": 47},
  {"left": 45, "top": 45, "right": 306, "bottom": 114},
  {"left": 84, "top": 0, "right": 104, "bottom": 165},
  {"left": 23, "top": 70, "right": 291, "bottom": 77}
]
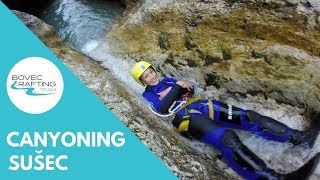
[
  {"left": 6, "top": 57, "right": 64, "bottom": 114},
  {"left": 228, "top": 104, "right": 233, "bottom": 120}
]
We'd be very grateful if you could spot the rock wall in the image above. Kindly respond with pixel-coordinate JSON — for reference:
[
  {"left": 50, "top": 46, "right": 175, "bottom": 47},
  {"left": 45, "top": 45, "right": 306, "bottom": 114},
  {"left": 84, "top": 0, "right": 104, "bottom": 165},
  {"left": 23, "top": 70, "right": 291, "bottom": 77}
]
[
  {"left": 13, "top": 10, "right": 242, "bottom": 179},
  {"left": 95, "top": 0, "right": 320, "bottom": 117},
  {"left": 13, "top": 0, "right": 320, "bottom": 178}
]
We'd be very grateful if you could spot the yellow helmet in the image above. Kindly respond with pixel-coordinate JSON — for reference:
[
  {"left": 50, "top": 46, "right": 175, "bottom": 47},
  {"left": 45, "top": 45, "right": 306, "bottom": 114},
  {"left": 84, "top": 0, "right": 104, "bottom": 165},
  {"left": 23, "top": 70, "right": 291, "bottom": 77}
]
[{"left": 131, "top": 61, "right": 153, "bottom": 86}]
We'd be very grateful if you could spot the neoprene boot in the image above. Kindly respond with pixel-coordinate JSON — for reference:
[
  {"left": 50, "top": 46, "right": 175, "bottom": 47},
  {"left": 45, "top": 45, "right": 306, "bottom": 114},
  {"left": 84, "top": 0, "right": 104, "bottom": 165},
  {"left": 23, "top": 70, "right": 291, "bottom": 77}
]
[
  {"left": 289, "top": 117, "right": 320, "bottom": 148},
  {"left": 221, "top": 128, "right": 319, "bottom": 180},
  {"left": 259, "top": 153, "right": 320, "bottom": 180},
  {"left": 289, "top": 129, "right": 319, "bottom": 148},
  {"left": 285, "top": 153, "right": 320, "bottom": 180}
]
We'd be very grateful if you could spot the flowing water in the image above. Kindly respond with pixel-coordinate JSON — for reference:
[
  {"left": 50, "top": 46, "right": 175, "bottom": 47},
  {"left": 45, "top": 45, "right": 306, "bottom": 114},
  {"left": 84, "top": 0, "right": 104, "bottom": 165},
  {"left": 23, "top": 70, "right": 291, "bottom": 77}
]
[
  {"left": 38, "top": 0, "right": 148, "bottom": 97},
  {"left": 39, "top": 0, "right": 124, "bottom": 53}
]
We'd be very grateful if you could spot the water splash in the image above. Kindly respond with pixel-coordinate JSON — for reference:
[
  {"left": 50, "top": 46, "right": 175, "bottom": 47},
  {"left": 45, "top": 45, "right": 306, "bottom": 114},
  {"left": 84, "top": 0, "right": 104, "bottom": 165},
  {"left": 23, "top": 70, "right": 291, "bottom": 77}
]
[
  {"left": 81, "top": 40, "right": 100, "bottom": 53},
  {"left": 88, "top": 49, "right": 145, "bottom": 95}
]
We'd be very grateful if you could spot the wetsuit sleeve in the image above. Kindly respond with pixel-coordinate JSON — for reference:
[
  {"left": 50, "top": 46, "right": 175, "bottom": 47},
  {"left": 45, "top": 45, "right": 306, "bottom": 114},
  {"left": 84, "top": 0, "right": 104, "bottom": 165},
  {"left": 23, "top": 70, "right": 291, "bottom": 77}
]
[
  {"left": 159, "top": 84, "right": 182, "bottom": 113},
  {"left": 143, "top": 91, "right": 162, "bottom": 112},
  {"left": 165, "top": 78, "right": 194, "bottom": 95},
  {"left": 143, "top": 84, "right": 183, "bottom": 114}
]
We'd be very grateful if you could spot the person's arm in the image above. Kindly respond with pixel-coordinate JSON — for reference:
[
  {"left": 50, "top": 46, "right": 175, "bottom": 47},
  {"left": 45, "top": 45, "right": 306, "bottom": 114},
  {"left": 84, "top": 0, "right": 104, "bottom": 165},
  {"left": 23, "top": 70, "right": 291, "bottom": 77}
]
[
  {"left": 159, "top": 84, "right": 183, "bottom": 113},
  {"left": 143, "top": 79, "right": 194, "bottom": 114},
  {"left": 176, "top": 80, "right": 193, "bottom": 91},
  {"left": 159, "top": 80, "right": 195, "bottom": 113},
  {"left": 143, "top": 84, "right": 184, "bottom": 114}
]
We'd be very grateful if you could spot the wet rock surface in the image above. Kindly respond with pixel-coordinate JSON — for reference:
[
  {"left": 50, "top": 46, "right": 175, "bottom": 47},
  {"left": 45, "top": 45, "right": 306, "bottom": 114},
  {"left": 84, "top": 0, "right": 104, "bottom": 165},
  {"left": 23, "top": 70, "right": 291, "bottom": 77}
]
[
  {"left": 91, "top": 0, "right": 320, "bottom": 179},
  {"left": 14, "top": 0, "right": 320, "bottom": 178},
  {"left": 99, "top": 0, "right": 320, "bottom": 116},
  {"left": 13, "top": 10, "right": 238, "bottom": 179}
]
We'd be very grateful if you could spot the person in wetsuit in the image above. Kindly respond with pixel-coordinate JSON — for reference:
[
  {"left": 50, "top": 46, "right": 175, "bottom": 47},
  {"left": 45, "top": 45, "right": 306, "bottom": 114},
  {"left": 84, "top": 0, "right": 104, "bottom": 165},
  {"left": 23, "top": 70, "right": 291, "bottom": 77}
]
[{"left": 131, "top": 61, "right": 320, "bottom": 180}]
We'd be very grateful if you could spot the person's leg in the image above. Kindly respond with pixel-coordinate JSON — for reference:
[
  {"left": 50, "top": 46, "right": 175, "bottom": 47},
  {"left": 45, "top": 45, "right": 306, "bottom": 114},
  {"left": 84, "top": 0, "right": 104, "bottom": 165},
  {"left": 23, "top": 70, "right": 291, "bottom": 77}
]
[
  {"left": 245, "top": 110, "right": 319, "bottom": 147},
  {"left": 186, "top": 116, "right": 280, "bottom": 180},
  {"left": 211, "top": 101, "right": 319, "bottom": 147},
  {"left": 184, "top": 116, "right": 320, "bottom": 180}
]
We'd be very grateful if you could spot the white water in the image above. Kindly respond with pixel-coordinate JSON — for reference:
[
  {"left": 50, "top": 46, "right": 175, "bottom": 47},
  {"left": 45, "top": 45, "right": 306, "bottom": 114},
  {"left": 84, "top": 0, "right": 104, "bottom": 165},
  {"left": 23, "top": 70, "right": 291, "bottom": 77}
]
[
  {"left": 81, "top": 40, "right": 100, "bottom": 53},
  {"left": 87, "top": 48, "right": 146, "bottom": 95},
  {"left": 39, "top": 0, "right": 124, "bottom": 53}
]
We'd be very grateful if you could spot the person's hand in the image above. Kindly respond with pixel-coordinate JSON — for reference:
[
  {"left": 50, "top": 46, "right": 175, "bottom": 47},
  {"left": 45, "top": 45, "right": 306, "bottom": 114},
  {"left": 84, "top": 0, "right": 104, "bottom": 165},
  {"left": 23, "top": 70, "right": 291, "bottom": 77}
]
[
  {"left": 157, "top": 87, "right": 172, "bottom": 100},
  {"left": 176, "top": 81, "right": 193, "bottom": 91}
]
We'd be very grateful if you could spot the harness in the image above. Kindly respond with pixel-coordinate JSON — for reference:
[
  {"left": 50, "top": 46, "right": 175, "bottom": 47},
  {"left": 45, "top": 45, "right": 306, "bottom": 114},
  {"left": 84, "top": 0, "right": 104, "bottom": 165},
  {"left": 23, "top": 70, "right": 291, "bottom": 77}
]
[
  {"left": 173, "top": 98, "right": 214, "bottom": 133},
  {"left": 147, "top": 82, "right": 198, "bottom": 118},
  {"left": 147, "top": 96, "right": 202, "bottom": 118},
  {"left": 149, "top": 96, "right": 215, "bottom": 134},
  {"left": 147, "top": 82, "right": 215, "bottom": 134}
]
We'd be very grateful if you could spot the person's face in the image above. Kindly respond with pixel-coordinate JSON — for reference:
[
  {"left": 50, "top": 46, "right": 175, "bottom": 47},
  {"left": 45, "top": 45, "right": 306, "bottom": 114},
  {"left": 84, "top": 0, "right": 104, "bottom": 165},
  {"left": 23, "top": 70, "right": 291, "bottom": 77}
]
[{"left": 140, "top": 67, "right": 159, "bottom": 86}]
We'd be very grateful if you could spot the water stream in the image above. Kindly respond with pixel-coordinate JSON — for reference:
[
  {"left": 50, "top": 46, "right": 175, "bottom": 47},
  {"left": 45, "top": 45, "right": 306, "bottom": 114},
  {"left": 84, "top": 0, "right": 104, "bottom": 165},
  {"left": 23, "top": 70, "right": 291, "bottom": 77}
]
[{"left": 39, "top": 0, "right": 124, "bottom": 53}]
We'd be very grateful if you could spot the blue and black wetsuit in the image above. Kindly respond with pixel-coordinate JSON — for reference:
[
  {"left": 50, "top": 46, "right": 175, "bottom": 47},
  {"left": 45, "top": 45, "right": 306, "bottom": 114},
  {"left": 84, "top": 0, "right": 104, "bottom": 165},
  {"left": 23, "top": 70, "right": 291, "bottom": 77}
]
[
  {"left": 143, "top": 78, "right": 310, "bottom": 180},
  {"left": 143, "top": 78, "right": 293, "bottom": 141}
]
